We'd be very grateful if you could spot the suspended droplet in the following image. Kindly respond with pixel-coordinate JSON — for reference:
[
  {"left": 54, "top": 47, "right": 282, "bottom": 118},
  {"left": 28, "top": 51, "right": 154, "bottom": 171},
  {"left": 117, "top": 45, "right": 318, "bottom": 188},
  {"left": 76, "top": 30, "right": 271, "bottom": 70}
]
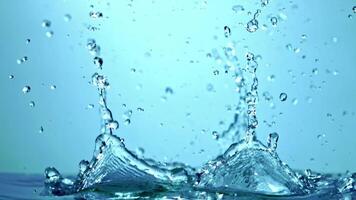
[
  {"left": 39, "top": 126, "right": 44, "bottom": 133},
  {"left": 212, "top": 131, "right": 219, "bottom": 140},
  {"left": 232, "top": 5, "right": 244, "bottom": 14},
  {"left": 286, "top": 44, "right": 293, "bottom": 51},
  {"left": 46, "top": 31, "right": 54, "bottom": 38},
  {"left": 270, "top": 17, "right": 278, "bottom": 26},
  {"left": 279, "top": 93, "right": 287, "bottom": 101},
  {"left": 64, "top": 14, "right": 72, "bottom": 22},
  {"left": 137, "top": 107, "right": 144, "bottom": 112},
  {"left": 41, "top": 19, "right": 51, "bottom": 28},
  {"left": 306, "top": 96, "right": 313, "bottom": 104},
  {"left": 261, "top": 0, "right": 269, "bottom": 7},
  {"left": 312, "top": 68, "right": 318, "bottom": 75},
  {"left": 213, "top": 70, "right": 219, "bottom": 75},
  {"left": 267, "top": 132, "right": 279, "bottom": 151},
  {"left": 353, "top": 6, "right": 356, "bottom": 13},
  {"left": 292, "top": 98, "right": 298, "bottom": 105},
  {"left": 106, "top": 120, "right": 119, "bottom": 130},
  {"left": 136, "top": 147, "right": 145, "bottom": 156},
  {"left": 267, "top": 75, "right": 275, "bottom": 82},
  {"left": 224, "top": 26, "right": 231, "bottom": 38},
  {"left": 124, "top": 119, "right": 131, "bottom": 125},
  {"left": 26, "top": 39, "right": 31, "bottom": 44},
  {"left": 89, "top": 11, "right": 103, "bottom": 18},
  {"left": 87, "top": 104, "right": 94, "bottom": 109},
  {"left": 17, "top": 56, "right": 28, "bottom": 64},
  {"left": 246, "top": 19, "right": 259, "bottom": 33},
  {"left": 22, "top": 86, "right": 31, "bottom": 94},
  {"left": 29, "top": 101, "right": 35, "bottom": 108},
  {"left": 93, "top": 57, "right": 103, "bottom": 69},
  {"left": 50, "top": 85, "right": 56, "bottom": 90},
  {"left": 8, "top": 75, "right": 14, "bottom": 79},
  {"left": 165, "top": 87, "right": 174, "bottom": 94}
]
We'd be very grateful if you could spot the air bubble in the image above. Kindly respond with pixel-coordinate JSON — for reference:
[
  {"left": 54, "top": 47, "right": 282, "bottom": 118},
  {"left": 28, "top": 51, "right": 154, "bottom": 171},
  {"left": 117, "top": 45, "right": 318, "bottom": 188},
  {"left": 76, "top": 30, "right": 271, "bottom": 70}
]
[
  {"left": 17, "top": 56, "right": 28, "bottom": 64},
  {"left": 224, "top": 26, "right": 231, "bottom": 38},
  {"left": 94, "top": 57, "right": 103, "bottom": 69},
  {"left": 29, "top": 101, "right": 35, "bottom": 108},
  {"left": 279, "top": 93, "right": 287, "bottom": 101},
  {"left": 42, "top": 19, "right": 51, "bottom": 28},
  {"left": 270, "top": 17, "right": 278, "bottom": 26},
  {"left": 64, "top": 14, "right": 72, "bottom": 22},
  {"left": 46, "top": 31, "right": 54, "bottom": 38},
  {"left": 22, "top": 86, "right": 31, "bottom": 94},
  {"left": 246, "top": 19, "right": 259, "bottom": 33},
  {"left": 232, "top": 5, "right": 244, "bottom": 13}
]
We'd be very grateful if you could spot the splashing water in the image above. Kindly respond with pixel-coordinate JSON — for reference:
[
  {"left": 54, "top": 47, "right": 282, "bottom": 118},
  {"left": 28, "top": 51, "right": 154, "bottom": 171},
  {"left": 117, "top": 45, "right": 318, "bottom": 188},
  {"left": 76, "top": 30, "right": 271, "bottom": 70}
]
[{"left": 40, "top": 2, "right": 356, "bottom": 200}]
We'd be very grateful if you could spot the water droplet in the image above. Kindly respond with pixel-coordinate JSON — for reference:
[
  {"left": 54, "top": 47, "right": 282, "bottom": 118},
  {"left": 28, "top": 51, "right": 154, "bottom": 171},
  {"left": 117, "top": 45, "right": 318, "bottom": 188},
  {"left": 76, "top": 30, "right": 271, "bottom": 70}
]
[
  {"left": 286, "top": 44, "right": 293, "bottom": 51},
  {"left": 212, "top": 131, "right": 219, "bottom": 140},
  {"left": 306, "top": 97, "right": 313, "bottom": 104},
  {"left": 17, "top": 56, "right": 28, "bottom": 64},
  {"left": 165, "top": 87, "right": 174, "bottom": 94},
  {"left": 8, "top": 75, "right": 14, "bottom": 79},
  {"left": 246, "top": 19, "right": 259, "bottom": 33},
  {"left": 261, "top": 0, "right": 269, "bottom": 7},
  {"left": 292, "top": 98, "right": 298, "bottom": 105},
  {"left": 312, "top": 68, "right": 318, "bottom": 75},
  {"left": 50, "top": 85, "right": 56, "bottom": 90},
  {"left": 87, "top": 104, "right": 94, "bottom": 109},
  {"left": 26, "top": 39, "right": 31, "bottom": 44},
  {"left": 39, "top": 126, "right": 44, "bottom": 133},
  {"left": 206, "top": 83, "right": 214, "bottom": 92},
  {"left": 224, "top": 26, "right": 231, "bottom": 38},
  {"left": 22, "top": 86, "right": 31, "bottom": 94},
  {"left": 279, "top": 93, "right": 287, "bottom": 101},
  {"left": 124, "top": 119, "right": 131, "bottom": 125},
  {"left": 106, "top": 120, "right": 119, "bottom": 130},
  {"left": 42, "top": 19, "right": 51, "bottom": 28},
  {"left": 213, "top": 70, "right": 219, "bottom": 75},
  {"left": 93, "top": 57, "right": 103, "bottom": 69},
  {"left": 89, "top": 11, "right": 103, "bottom": 18},
  {"left": 232, "top": 5, "right": 244, "bottom": 13},
  {"left": 29, "top": 101, "right": 35, "bottom": 108},
  {"left": 270, "top": 17, "right": 278, "bottom": 26},
  {"left": 317, "top": 134, "right": 326, "bottom": 139},
  {"left": 267, "top": 132, "right": 279, "bottom": 151},
  {"left": 46, "top": 31, "right": 54, "bottom": 38},
  {"left": 332, "top": 37, "right": 338, "bottom": 43},
  {"left": 136, "top": 147, "right": 145, "bottom": 156},
  {"left": 87, "top": 39, "right": 101, "bottom": 56},
  {"left": 64, "top": 14, "right": 72, "bottom": 22},
  {"left": 137, "top": 107, "right": 144, "bottom": 112},
  {"left": 353, "top": 6, "right": 356, "bottom": 13},
  {"left": 267, "top": 75, "right": 275, "bottom": 82}
]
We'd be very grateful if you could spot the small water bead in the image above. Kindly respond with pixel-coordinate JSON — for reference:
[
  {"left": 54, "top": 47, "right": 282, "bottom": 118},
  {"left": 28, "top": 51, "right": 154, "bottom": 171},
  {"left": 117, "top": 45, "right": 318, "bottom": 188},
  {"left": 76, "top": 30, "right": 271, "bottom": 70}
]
[
  {"left": 267, "top": 75, "right": 275, "bottom": 82},
  {"left": 93, "top": 57, "right": 103, "bottom": 69},
  {"left": 50, "top": 85, "right": 56, "bottom": 90},
  {"left": 87, "top": 39, "right": 101, "bottom": 56},
  {"left": 212, "top": 131, "right": 219, "bottom": 140},
  {"left": 165, "top": 87, "right": 174, "bottom": 94},
  {"left": 39, "top": 126, "right": 44, "bottom": 133},
  {"left": 306, "top": 96, "right": 313, "bottom": 104},
  {"left": 279, "top": 93, "right": 287, "bottom": 101},
  {"left": 353, "top": 6, "right": 356, "bottom": 13},
  {"left": 137, "top": 107, "right": 144, "bottom": 112},
  {"left": 8, "top": 75, "right": 14, "bottom": 79},
  {"left": 270, "top": 17, "right": 278, "bottom": 26},
  {"left": 22, "top": 86, "right": 31, "bottom": 94},
  {"left": 89, "top": 11, "right": 103, "bottom": 18},
  {"left": 261, "top": 0, "right": 269, "bottom": 7},
  {"left": 224, "top": 26, "right": 231, "bottom": 38},
  {"left": 312, "top": 68, "right": 318, "bottom": 75},
  {"left": 64, "top": 14, "right": 72, "bottom": 22},
  {"left": 87, "top": 104, "right": 94, "bottom": 109},
  {"left": 124, "top": 119, "right": 131, "bottom": 125},
  {"left": 292, "top": 98, "right": 298, "bottom": 105},
  {"left": 213, "top": 70, "right": 219, "bottom": 75},
  {"left": 29, "top": 101, "right": 35, "bottom": 108},
  {"left": 26, "top": 39, "right": 31, "bottom": 44},
  {"left": 17, "top": 56, "right": 28, "bottom": 64},
  {"left": 232, "top": 5, "right": 244, "bottom": 13},
  {"left": 267, "top": 132, "right": 279, "bottom": 151},
  {"left": 41, "top": 19, "right": 51, "bottom": 28},
  {"left": 106, "top": 120, "right": 119, "bottom": 130},
  {"left": 246, "top": 19, "right": 259, "bottom": 33},
  {"left": 286, "top": 44, "right": 293, "bottom": 51},
  {"left": 46, "top": 31, "right": 54, "bottom": 38}
]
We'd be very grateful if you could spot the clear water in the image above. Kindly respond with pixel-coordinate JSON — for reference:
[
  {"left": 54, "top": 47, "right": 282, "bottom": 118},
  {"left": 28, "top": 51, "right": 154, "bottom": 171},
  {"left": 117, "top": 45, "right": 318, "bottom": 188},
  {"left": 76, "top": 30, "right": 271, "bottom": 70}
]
[{"left": 1, "top": 0, "right": 356, "bottom": 199}]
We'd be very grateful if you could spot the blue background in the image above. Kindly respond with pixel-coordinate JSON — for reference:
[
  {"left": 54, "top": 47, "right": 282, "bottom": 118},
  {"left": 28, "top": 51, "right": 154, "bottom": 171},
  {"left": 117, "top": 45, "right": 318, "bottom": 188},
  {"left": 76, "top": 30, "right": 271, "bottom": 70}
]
[{"left": 0, "top": 0, "right": 355, "bottom": 174}]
